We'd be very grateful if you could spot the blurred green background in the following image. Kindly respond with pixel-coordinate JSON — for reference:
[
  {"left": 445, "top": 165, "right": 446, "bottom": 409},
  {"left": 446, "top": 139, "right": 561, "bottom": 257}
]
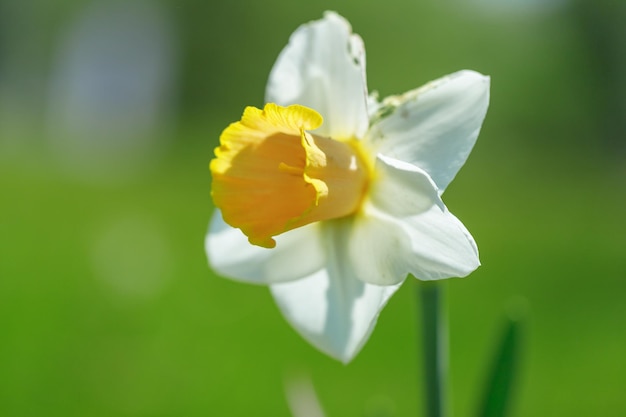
[{"left": 1, "top": 0, "right": 624, "bottom": 416}]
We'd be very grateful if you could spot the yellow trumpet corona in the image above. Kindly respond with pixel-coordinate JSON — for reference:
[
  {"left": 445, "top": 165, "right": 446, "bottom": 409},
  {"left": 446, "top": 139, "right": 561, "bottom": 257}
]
[{"left": 211, "top": 103, "right": 371, "bottom": 248}]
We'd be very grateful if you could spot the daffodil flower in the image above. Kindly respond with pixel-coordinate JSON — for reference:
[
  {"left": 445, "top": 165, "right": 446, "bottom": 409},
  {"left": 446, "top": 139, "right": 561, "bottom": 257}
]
[{"left": 206, "top": 11, "right": 490, "bottom": 362}]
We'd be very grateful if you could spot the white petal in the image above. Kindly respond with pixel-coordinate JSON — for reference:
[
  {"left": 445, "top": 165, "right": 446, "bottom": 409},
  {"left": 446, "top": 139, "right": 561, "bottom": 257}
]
[
  {"left": 348, "top": 155, "right": 480, "bottom": 285},
  {"left": 206, "top": 210, "right": 325, "bottom": 284},
  {"left": 265, "top": 11, "right": 369, "bottom": 139},
  {"left": 270, "top": 221, "right": 401, "bottom": 363},
  {"left": 366, "top": 70, "right": 490, "bottom": 192}
]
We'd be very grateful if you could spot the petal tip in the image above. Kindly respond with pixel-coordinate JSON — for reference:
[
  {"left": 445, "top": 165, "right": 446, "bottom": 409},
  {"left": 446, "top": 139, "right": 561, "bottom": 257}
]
[
  {"left": 449, "top": 70, "right": 491, "bottom": 92},
  {"left": 322, "top": 10, "right": 350, "bottom": 27}
]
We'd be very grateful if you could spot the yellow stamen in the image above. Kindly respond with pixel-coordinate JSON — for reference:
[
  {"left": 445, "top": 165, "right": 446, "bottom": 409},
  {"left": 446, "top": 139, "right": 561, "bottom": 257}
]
[{"left": 211, "top": 103, "right": 370, "bottom": 248}]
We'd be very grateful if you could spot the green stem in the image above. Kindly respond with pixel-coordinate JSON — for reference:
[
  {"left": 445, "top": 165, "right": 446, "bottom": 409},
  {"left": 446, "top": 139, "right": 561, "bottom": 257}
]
[{"left": 419, "top": 280, "right": 449, "bottom": 417}]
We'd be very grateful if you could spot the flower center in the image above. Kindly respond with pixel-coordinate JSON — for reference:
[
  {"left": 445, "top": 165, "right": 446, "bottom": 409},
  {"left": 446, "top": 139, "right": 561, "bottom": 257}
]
[{"left": 211, "top": 103, "right": 371, "bottom": 248}]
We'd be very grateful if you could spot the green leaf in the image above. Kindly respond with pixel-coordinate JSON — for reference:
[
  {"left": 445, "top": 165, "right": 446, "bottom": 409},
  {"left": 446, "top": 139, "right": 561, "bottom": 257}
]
[{"left": 477, "top": 300, "right": 527, "bottom": 417}]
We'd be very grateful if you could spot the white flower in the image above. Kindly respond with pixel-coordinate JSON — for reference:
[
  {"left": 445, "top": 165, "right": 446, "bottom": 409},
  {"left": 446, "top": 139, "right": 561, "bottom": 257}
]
[{"left": 206, "top": 11, "right": 490, "bottom": 362}]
